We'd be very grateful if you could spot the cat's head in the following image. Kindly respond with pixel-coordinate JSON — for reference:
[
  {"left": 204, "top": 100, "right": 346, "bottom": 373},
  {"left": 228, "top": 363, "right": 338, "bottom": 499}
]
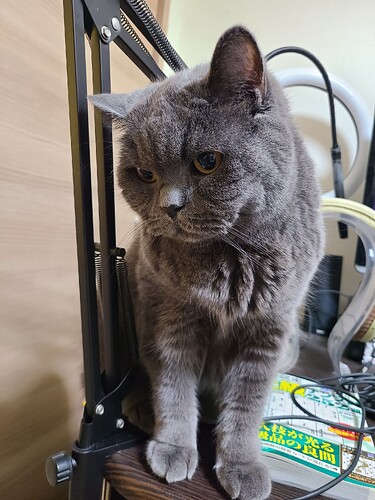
[{"left": 90, "top": 26, "right": 295, "bottom": 243}]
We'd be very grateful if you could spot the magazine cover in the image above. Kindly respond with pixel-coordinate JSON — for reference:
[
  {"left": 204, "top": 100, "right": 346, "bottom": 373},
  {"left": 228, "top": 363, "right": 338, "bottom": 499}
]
[{"left": 260, "top": 373, "right": 375, "bottom": 489}]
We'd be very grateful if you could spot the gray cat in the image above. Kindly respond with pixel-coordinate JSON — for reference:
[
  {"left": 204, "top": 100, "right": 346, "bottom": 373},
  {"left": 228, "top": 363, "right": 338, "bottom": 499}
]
[{"left": 90, "top": 26, "right": 324, "bottom": 500}]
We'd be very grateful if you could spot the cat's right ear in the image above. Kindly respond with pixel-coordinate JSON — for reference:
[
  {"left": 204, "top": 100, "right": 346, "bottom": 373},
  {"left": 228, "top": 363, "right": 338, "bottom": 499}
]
[
  {"left": 207, "top": 26, "right": 266, "bottom": 106},
  {"left": 88, "top": 89, "right": 145, "bottom": 122}
]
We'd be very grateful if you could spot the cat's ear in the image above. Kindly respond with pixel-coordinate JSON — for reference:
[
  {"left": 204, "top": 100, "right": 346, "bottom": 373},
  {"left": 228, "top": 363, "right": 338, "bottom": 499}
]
[
  {"left": 207, "top": 26, "right": 266, "bottom": 105},
  {"left": 88, "top": 89, "right": 145, "bottom": 121}
]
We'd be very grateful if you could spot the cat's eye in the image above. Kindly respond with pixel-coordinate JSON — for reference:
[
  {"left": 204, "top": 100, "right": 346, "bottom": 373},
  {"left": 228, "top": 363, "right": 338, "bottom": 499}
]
[
  {"left": 136, "top": 168, "right": 157, "bottom": 183},
  {"left": 192, "top": 151, "right": 222, "bottom": 174}
]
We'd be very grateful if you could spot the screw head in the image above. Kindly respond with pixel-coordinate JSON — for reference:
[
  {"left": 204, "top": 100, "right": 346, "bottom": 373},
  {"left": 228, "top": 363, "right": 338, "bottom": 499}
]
[
  {"left": 111, "top": 17, "right": 121, "bottom": 32},
  {"left": 95, "top": 404, "right": 104, "bottom": 415},
  {"left": 116, "top": 418, "right": 125, "bottom": 429},
  {"left": 100, "top": 26, "right": 111, "bottom": 41}
]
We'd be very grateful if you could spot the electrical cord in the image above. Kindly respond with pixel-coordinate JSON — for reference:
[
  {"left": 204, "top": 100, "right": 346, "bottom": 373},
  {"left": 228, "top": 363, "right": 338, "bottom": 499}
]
[
  {"left": 266, "top": 47, "right": 347, "bottom": 238},
  {"left": 263, "top": 374, "right": 373, "bottom": 499},
  {"left": 324, "top": 373, "right": 375, "bottom": 416},
  {"left": 266, "top": 48, "right": 338, "bottom": 150}
]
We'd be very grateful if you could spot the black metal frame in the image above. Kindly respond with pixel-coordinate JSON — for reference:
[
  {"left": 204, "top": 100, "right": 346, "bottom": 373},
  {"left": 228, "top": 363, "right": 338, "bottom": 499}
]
[{"left": 58, "top": 1, "right": 170, "bottom": 498}]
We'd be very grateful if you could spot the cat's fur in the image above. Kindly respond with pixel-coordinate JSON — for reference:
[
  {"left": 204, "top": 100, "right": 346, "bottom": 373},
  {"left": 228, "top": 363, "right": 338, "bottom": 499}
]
[{"left": 90, "top": 26, "right": 324, "bottom": 500}]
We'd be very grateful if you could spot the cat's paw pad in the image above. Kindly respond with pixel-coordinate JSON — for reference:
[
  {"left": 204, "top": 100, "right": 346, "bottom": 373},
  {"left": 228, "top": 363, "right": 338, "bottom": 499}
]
[
  {"left": 215, "top": 460, "right": 271, "bottom": 500},
  {"left": 146, "top": 440, "right": 198, "bottom": 483}
]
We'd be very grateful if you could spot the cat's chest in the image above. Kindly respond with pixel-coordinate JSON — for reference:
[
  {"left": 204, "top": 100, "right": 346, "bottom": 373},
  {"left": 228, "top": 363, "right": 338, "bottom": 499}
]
[
  {"left": 191, "top": 254, "right": 254, "bottom": 318},
  {"left": 150, "top": 240, "right": 256, "bottom": 320},
  {"left": 143, "top": 236, "right": 281, "bottom": 321}
]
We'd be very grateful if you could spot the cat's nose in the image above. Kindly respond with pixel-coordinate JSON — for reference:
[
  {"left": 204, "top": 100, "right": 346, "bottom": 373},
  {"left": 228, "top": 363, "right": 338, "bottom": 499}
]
[{"left": 162, "top": 204, "right": 184, "bottom": 220}]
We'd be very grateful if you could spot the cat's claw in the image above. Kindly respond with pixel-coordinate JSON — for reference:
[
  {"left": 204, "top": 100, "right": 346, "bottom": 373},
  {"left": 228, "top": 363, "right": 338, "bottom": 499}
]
[
  {"left": 146, "top": 439, "right": 198, "bottom": 483},
  {"left": 215, "top": 460, "right": 271, "bottom": 500}
]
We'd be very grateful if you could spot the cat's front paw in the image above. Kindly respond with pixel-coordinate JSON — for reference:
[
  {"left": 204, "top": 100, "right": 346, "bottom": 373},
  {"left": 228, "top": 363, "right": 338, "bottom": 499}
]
[
  {"left": 146, "top": 439, "right": 198, "bottom": 483},
  {"left": 215, "top": 460, "right": 271, "bottom": 500}
]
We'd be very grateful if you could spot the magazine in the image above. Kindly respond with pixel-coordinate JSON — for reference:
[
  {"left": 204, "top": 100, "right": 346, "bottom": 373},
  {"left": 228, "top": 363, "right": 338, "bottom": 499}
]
[{"left": 260, "top": 373, "right": 375, "bottom": 499}]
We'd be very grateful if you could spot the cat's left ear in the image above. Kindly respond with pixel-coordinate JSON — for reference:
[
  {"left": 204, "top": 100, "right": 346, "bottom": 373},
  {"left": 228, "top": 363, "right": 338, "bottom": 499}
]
[
  {"left": 207, "top": 26, "right": 266, "bottom": 106},
  {"left": 88, "top": 89, "right": 146, "bottom": 121}
]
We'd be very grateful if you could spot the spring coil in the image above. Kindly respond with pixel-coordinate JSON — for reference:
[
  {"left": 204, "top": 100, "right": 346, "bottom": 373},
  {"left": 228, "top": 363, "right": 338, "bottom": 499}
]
[
  {"left": 116, "top": 256, "right": 138, "bottom": 364},
  {"left": 94, "top": 250, "right": 102, "bottom": 297},
  {"left": 94, "top": 247, "right": 138, "bottom": 366},
  {"left": 94, "top": 249, "right": 103, "bottom": 321},
  {"left": 127, "top": 0, "right": 187, "bottom": 71},
  {"left": 120, "top": 11, "right": 152, "bottom": 58}
]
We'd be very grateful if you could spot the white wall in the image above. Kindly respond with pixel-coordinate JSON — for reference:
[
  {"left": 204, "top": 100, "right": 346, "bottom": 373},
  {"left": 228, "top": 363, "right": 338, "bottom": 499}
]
[
  {"left": 167, "top": 0, "right": 375, "bottom": 111},
  {"left": 166, "top": 0, "right": 375, "bottom": 302}
]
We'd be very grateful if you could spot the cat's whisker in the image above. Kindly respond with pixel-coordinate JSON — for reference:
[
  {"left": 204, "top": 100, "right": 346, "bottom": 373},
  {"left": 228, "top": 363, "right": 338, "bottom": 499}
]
[
  {"left": 228, "top": 225, "right": 277, "bottom": 259},
  {"left": 221, "top": 233, "right": 270, "bottom": 274},
  {"left": 225, "top": 229, "right": 275, "bottom": 268},
  {"left": 95, "top": 220, "right": 146, "bottom": 271},
  {"left": 116, "top": 219, "right": 146, "bottom": 249}
]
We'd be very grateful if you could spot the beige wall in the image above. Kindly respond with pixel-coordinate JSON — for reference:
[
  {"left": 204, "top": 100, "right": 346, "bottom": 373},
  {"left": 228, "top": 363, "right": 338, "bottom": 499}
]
[
  {"left": 166, "top": 0, "right": 375, "bottom": 300},
  {"left": 0, "top": 1, "right": 164, "bottom": 499}
]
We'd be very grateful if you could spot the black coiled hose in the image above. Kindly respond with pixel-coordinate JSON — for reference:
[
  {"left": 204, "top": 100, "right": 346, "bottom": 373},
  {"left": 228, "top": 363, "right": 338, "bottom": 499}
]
[{"left": 126, "top": 0, "right": 187, "bottom": 71}]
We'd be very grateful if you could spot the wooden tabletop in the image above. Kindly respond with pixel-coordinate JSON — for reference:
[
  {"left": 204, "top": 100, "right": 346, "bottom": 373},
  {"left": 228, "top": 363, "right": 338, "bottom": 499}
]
[{"left": 105, "top": 426, "right": 328, "bottom": 499}]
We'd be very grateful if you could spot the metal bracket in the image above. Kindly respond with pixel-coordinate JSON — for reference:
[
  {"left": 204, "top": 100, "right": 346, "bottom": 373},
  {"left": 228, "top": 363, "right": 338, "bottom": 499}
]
[
  {"left": 84, "top": 0, "right": 122, "bottom": 43},
  {"left": 79, "top": 367, "right": 139, "bottom": 448}
]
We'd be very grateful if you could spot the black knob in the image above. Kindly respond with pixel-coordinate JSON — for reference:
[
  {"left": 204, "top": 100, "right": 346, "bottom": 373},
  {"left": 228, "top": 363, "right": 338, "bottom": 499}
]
[{"left": 45, "top": 451, "right": 77, "bottom": 486}]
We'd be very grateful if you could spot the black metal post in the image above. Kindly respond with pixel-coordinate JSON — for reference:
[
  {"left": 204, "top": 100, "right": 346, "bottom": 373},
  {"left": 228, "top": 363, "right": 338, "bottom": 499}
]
[
  {"left": 63, "top": 0, "right": 103, "bottom": 420},
  {"left": 91, "top": 28, "right": 123, "bottom": 392},
  {"left": 114, "top": 27, "right": 165, "bottom": 80}
]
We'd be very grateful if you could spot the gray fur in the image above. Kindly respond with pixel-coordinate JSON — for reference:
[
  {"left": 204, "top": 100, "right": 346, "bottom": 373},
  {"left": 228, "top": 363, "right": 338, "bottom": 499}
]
[{"left": 91, "top": 26, "right": 324, "bottom": 500}]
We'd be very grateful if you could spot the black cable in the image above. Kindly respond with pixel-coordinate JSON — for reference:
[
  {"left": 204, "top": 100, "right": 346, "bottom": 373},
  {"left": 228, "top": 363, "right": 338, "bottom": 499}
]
[
  {"left": 263, "top": 375, "right": 373, "bottom": 499},
  {"left": 266, "top": 48, "right": 338, "bottom": 148},
  {"left": 266, "top": 47, "right": 347, "bottom": 238},
  {"left": 324, "top": 373, "right": 375, "bottom": 417}
]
